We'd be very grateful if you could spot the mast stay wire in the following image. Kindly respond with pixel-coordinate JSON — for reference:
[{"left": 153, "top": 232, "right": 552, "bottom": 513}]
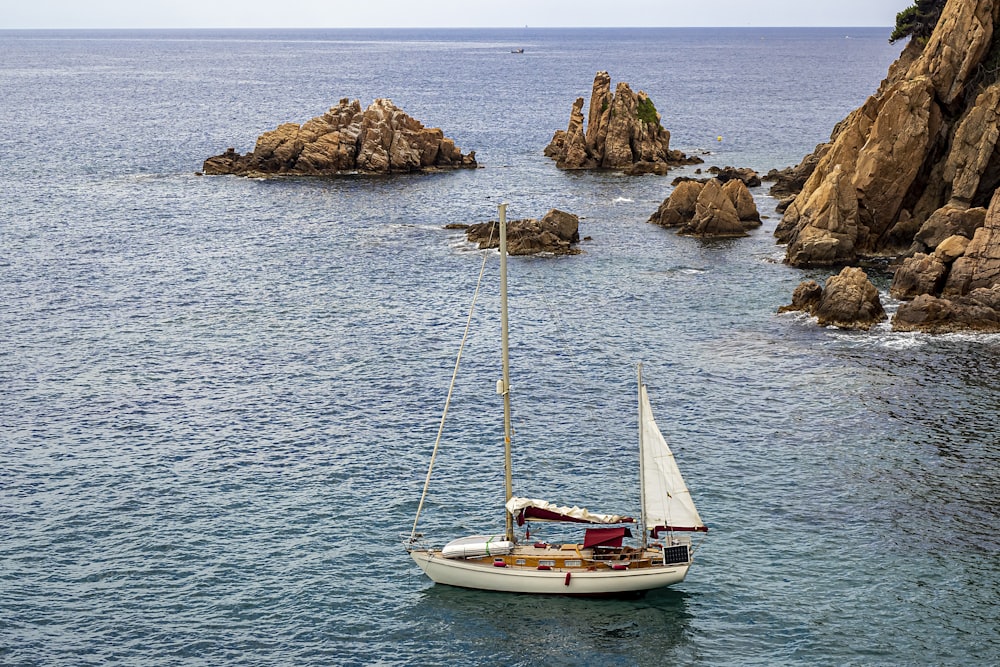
[{"left": 408, "top": 220, "right": 497, "bottom": 544}]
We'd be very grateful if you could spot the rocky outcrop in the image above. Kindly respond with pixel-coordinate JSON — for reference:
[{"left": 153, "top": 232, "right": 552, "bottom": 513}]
[
  {"left": 202, "top": 98, "right": 476, "bottom": 177},
  {"left": 708, "top": 166, "right": 762, "bottom": 188},
  {"left": 891, "top": 188, "right": 1000, "bottom": 331},
  {"left": 649, "top": 181, "right": 703, "bottom": 227},
  {"left": 776, "top": 0, "right": 1000, "bottom": 269},
  {"left": 461, "top": 209, "right": 581, "bottom": 256},
  {"left": 779, "top": 267, "right": 887, "bottom": 331},
  {"left": 764, "top": 142, "right": 830, "bottom": 197},
  {"left": 912, "top": 205, "right": 987, "bottom": 252},
  {"left": 890, "top": 252, "right": 950, "bottom": 300},
  {"left": 672, "top": 166, "right": 761, "bottom": 188},
  {"left": 776, "top": 0, "right": 1000, "bottom": 332},
  {"left": 649, "top": 178, "right": 761, "bottom": 237},
  {"left": 544, "top": 71, "right": 700, "bottom": 174},
  {"left": 892, "top": 286, "right": 1000, "bottom": 332}
]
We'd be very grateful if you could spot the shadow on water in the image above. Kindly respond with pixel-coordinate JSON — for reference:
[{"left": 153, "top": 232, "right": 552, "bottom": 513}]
[{"left": 400, "top": 584, "right": 697, "bottom": 665}]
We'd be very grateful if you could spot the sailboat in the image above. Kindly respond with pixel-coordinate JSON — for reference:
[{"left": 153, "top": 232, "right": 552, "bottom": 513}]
[{"left": 405, "top": 204, "right": 707, "bottom": 596}]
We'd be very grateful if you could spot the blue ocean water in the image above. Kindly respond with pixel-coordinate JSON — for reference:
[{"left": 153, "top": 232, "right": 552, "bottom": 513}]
[{"left": 1, "top": 27, "right": 999, "bottom": 666}]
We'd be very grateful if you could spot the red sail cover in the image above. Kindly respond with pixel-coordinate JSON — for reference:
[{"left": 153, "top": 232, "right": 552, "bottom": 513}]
[
  {"left": 517, "top": 506, "right": 633, "bottom": 525},
  {"left": 583, "top": 527, "right": 631, "bottom": 549},
  {"left": 506, "top": 497, "right": 634, "bottom": 526}
]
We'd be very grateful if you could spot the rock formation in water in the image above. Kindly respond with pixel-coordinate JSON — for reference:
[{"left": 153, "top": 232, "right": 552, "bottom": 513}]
[
  {"left": 648, "top": 178, "right": 761, "bottom": 237},
  {"left": 460, "top": 209, "right": 581, "bottom": 255},
  {"left": 773, "top": 0, "right": 1000, "bottom": 332},
  {"left": 672, "top": 166, "right": 762, "bottom": 188},
  {"left": 544, "top": 71, "right": 700, "bottom": 174},
  {"left": 202, "top": 98, "right": 476, "bottom": 177},
  {"left": 779, "top": 267, "right": 888, "bottom": 331}
]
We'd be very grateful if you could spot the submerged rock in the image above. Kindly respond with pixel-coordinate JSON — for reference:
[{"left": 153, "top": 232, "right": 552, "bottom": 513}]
[
  {"left": 544, "top": 71, "right": 700, "bottom": 173},
  {"left": 203, "top": 98, "right": 476, "bottom": 177}
]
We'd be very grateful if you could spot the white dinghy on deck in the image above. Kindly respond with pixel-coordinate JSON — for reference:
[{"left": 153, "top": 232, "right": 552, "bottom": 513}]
[{"left": 405, "top": 203, "right": 707, "bottom": 596}]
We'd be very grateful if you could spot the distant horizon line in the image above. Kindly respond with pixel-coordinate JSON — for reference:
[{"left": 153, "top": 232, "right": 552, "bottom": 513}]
[{"left": 1, "top": 25, "right": 895, "bottom": 31}]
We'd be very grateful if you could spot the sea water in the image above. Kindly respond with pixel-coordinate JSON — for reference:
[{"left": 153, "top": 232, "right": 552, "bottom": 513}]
[{"left": 1, "top": 27, "right": 998, "bottom": 665}]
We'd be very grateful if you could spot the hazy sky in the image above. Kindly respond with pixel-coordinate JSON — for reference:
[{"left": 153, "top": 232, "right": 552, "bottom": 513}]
[{"left": 6, "top": 1, "right": 908, "bottom": 29}]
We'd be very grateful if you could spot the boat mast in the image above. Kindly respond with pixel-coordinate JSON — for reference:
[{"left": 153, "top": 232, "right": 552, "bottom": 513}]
[
  {"left": 499, "top": 204, "right": 515, "bottom": 543},
  {"left": 637, "top": 363, "right": 648, "bottom": 550}
]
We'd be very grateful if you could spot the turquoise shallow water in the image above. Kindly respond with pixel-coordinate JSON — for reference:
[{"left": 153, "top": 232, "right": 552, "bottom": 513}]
[{"left": 2, "top": 27, "right": 999, "bottom": 665}]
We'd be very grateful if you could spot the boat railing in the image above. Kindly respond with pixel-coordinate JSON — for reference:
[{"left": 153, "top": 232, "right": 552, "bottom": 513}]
[{"left": 401, "top": 532, "right": 427, "bottom": 553}]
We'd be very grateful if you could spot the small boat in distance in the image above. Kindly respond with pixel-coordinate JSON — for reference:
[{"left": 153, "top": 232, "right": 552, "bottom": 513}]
[
  {"left": 510, "top": 48, "right": 524, "bottom": 54},
  {"left": 405, "top": 204, "right": 707, "bottom": 596}
]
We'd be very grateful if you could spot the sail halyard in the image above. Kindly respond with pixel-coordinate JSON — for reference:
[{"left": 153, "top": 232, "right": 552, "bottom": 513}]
[{"left": 499, "top": 203, "right": 515, "bottom": 543}]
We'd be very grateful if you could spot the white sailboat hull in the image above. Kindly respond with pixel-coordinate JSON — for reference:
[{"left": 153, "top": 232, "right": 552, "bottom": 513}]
[{"left": 409, "top": 549, "right": 690, "bottom": 596}]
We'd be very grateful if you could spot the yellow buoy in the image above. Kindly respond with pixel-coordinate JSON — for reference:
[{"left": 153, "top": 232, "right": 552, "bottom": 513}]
[{"left": 717, "top": 136, "right": 723, "bottom": 142}]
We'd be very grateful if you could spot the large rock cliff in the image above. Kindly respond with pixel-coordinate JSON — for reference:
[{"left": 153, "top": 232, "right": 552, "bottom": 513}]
[
  {"left": 203, "top": 98, "right": 476, "bottom": 177},
  {"left": 775, "top": 0, "right": 1000, "bottom": 331},
  {"left": 544, "top": 71, "right": 700, "bottom": 174}
]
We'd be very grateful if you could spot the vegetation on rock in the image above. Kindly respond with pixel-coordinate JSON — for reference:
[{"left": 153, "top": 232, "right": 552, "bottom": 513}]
[
  {"left": 889, "top": 0, "right": 947, "bottom": 44},
  {"left": 636, "top": 96, "right": 658, "bottom": 124}
]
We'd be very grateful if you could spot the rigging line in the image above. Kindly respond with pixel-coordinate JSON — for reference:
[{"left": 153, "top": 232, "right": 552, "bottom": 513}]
[{"left": 409, "top": 221, "right": 497, "bottom": 543}]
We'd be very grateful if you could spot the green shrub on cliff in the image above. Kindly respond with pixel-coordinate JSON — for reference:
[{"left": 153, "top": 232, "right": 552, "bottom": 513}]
[
  {"left": 636, "top": 96, "right": 658, "bottom": 124},
  {"left": 889, "top": 0, "right": 947, "bottom": 44}
]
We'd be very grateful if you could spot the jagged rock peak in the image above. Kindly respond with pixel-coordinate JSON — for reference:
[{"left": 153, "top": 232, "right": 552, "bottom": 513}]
[
  {"left": 544, "top": 71, "right": 700, "bottom": 174},
  {"left": 202, "top": 98, "right": 476, "bottom": 177}
]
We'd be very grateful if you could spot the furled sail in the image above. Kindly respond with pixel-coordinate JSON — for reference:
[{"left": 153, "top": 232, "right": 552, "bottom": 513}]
[
  {"left": 640, "top": 385, "right": 707, "bottom": 534},
  {"left": 506, "top": 497, "right": 633, "bottom": 526}
]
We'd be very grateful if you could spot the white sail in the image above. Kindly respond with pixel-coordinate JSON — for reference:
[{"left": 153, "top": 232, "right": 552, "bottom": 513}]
[{"left": 640, "top": 385, "right": 706, "bottom": 535}]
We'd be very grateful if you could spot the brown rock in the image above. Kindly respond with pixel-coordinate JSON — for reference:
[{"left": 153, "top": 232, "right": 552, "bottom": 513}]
[
  {"left": 851, "top": 77, "right": 942, "bottom": 243},
  {"left": 775, "top": 0, "right": 1000, "bottom": 274},
  {"left": 942, "top": 220, "right": 1000, "bottom": 297},
  {"left": 710, "top": 166, "right": 762, "bottom": 188},
  {"left": 909, "top": 0, "right": 998, "bottom": 106},
  {"left": 777, "top": 280, "right": 823, "bottom": 314},
  {"left": 775, "top": 195, "right": 796, "bottom": 214},
  {"left": 722, "top": 179, "right": 762, "bottom": 228},
  {"left": 586, "top": 71, "right": 613, "bottom": 157},
  {"left": 649, "top": 178, "right": 760, "bottom": 235},
  {"left": 889, "top": 253, "right": 948, "bottom": 301},
  {"left": 203, "top": 98, "right": 476, "bottom": 177},
  {"left": 893, "top": 286, "right": 1000, "bottom": 333},
  {"left": 648, "top": 181, "right": 704, "bottom": 228},
  {"left": 552, "top": 98, "right": 595, "bottom": 170},
  {"left": 765, "top": 142, "right": 829, "bottom": 198},
  {"left": 785, "top": 165, "right": 859, "bottom": 267},
  {"left": 813, "top": 267, "right": 887, "bottom": 331},
  {"left": 943, "top": 82, "right": 1000, "bottom": 206},
  {"left": 465, "top": 209, "right": 581, "bottom": 256},
  {"left": 934, "top": 234, "right": 972, "bottom": 264},
  {"left": 544, "top": 71, "right": 699, "bottom": 173},
  {"left": 888, "top": 189, "right": 1000, "bottom": 330},
  {"left": 680, "top": 179, "right": 746, "bottom": 238},
  {"left": 913, "top": 205, "right": 987, "bottom": 252}
]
